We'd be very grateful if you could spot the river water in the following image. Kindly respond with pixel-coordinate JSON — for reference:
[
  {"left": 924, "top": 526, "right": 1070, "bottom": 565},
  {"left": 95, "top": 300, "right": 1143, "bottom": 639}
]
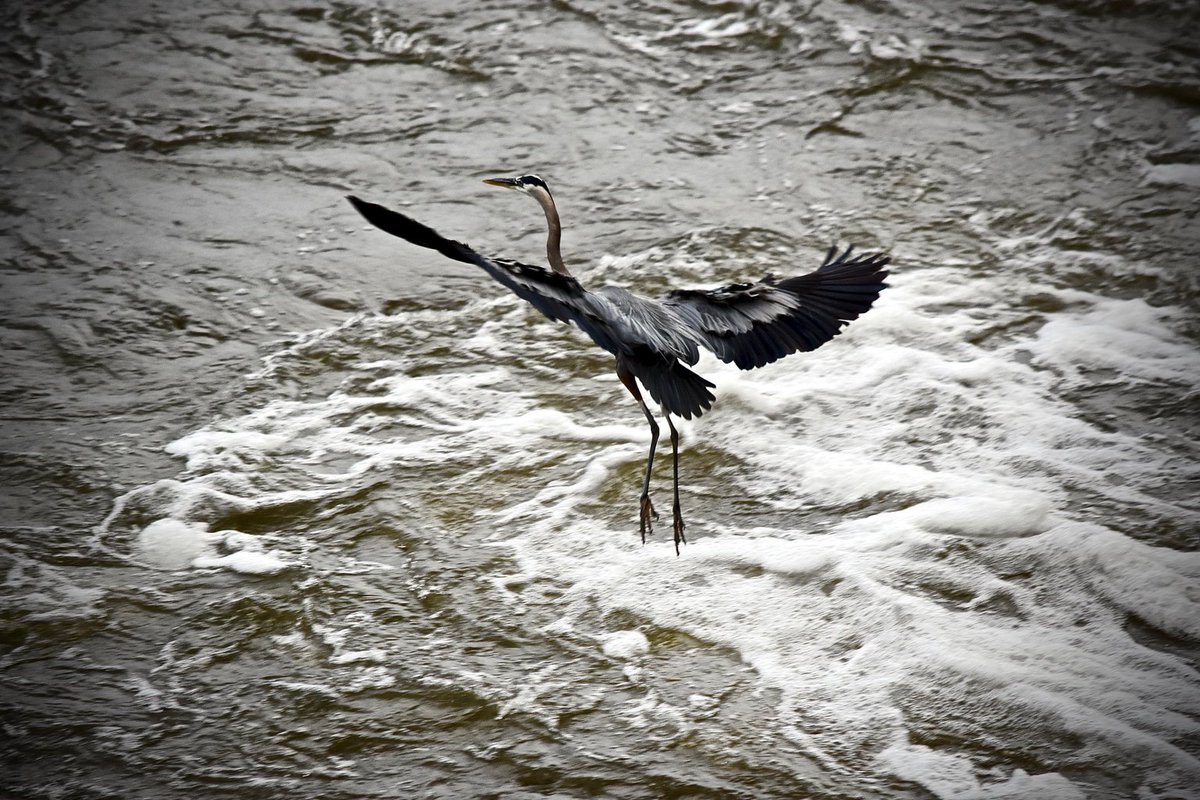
[{"left": 2, "top": 1, "right": 1199, "bottom": 798}]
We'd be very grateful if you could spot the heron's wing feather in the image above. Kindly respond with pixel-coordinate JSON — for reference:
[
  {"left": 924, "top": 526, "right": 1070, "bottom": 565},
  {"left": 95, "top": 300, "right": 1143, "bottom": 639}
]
[
  {"left": 347, "top": 196, "right": 621, "bottom": 353},
  {"left": 662, "top": 245, "right": 889, "bottom": 370},
  {"left": 591, "top": 286, "right": 702, "bottom": 366}
]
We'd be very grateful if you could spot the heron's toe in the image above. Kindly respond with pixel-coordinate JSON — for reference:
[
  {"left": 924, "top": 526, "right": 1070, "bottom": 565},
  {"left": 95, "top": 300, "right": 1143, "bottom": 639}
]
[{"left": 639, "top": 494, "right": 657, "bottom": 543}]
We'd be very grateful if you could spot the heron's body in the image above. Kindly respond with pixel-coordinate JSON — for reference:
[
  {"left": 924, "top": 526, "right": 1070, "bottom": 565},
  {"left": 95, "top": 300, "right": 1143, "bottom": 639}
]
[{"left": 347, "top": 175, "right": 889, "bottom": 553}]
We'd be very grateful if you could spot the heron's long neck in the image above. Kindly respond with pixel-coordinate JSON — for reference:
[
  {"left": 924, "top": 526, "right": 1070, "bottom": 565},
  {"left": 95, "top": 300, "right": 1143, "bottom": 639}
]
[{"left": 533, "top": 188, "right": 569, "bottom": 276}]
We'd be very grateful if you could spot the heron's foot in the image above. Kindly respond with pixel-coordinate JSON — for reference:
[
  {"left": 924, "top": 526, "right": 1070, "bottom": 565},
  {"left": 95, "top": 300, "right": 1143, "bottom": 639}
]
[
  {"left": 639, "top": 493, "right": 658, "bottom": 544},
  {"left": 672, "top": 502, "right": 686, "bottom": 556}
]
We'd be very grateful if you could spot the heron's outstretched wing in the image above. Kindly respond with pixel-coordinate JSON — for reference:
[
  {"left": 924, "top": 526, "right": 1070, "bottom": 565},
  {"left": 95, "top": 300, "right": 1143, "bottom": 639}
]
[
  {"left": 662, "top": 245, "right": 890, "bottom": 370},
  {"left": 347, "top": 196, "right": 621, "bottom": 353}
]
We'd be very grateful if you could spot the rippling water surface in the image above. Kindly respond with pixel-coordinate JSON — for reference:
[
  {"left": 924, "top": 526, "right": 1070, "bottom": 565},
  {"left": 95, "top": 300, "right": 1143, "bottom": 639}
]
[{"left": 3, "top": 1, "right": 1199, "bottom": 798}]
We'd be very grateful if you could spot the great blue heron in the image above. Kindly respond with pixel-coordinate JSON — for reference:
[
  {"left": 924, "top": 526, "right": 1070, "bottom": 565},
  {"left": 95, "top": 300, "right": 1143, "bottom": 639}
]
[{"left": 347, "top": 175, "right": 889, "bottom": 554}]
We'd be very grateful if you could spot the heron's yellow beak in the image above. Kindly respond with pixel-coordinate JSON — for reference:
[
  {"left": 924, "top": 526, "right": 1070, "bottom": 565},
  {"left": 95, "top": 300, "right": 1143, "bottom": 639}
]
[{"left": 482, "top": 177, "right": 520, "bottom": 189}]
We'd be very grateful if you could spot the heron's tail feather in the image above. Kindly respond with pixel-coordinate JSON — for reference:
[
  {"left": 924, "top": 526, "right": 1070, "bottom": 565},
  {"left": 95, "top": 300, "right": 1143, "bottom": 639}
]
[{"left": 633, "top": 360, "right": 716, "bottom": 421}]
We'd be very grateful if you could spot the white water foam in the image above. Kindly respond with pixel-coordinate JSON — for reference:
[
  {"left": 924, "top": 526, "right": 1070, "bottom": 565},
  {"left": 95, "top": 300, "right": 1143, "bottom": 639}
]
[
  {"left": 490, "top": 259, "right": 1200, "bottom": 797},
  {"left": 136, "top": 518, "right": 292, "bottom": 575},
  {"left": 100, "top": 245, "right": 1200, "bottom": 797},
  {"left": 601, "top": 629, "right": 651, "bottom": 660}
]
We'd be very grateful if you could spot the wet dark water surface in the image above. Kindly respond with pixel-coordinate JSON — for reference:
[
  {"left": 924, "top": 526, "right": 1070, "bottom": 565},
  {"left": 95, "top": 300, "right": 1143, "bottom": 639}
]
[{"left": 3, "top": 1, "right": 1199, "bottom": 798}]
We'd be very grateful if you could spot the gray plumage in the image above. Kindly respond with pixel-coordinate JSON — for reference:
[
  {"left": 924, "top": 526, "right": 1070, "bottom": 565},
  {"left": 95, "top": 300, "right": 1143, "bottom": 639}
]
[{"left": 347, "top": 175, "right": 889, "bottom": 553}]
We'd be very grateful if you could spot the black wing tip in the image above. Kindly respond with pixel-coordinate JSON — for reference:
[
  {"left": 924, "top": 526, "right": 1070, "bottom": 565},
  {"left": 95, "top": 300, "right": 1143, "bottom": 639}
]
[
  {"left": 815, "top": 246, "right": 891, "bottom": 291},
  {"left": 347, "top": 195, "right": 383, "bottom": 220}
]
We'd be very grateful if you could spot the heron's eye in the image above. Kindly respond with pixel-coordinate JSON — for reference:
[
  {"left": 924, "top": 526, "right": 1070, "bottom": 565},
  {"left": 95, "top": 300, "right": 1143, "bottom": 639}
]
[{"left": 519, "top": 175, "right": 545, "bottom": 188}]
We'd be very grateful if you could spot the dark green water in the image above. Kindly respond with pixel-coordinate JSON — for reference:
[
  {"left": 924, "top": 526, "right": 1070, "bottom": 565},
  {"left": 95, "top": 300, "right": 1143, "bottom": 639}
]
[{"left": 2, "top": 1, "right": 1198, "bottom": 798}]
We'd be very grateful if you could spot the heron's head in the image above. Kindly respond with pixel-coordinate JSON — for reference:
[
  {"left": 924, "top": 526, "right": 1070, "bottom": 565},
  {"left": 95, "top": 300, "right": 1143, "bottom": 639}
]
[{"left": 482, "top": 174, "right": 551, "bottom": 197}]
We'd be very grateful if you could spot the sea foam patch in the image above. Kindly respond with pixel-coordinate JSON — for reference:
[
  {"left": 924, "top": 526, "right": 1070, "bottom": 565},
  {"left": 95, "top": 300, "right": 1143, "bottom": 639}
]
[
  {"left": 874, "top": 490, "right": 1052, "bottom": 538},
  {"left": 136, "top": 518, "right": 215, "bottom": 570},
  {"left": 136, "top": 518, "right": 292, "bottom": 575},
  {"left": 601, "top": 629, "right": 650, "bottom": 660},
  {"left": 496, "top": 256, "right": 1200, "bottom": 796},
  {"left": 97, "top": 237, "right": 1199, "bottom": 796}
]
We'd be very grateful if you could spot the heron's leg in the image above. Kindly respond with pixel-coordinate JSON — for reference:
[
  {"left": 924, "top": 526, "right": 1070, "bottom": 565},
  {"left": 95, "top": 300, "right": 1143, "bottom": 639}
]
[
  {"left": 618, "top": 369, "right": 659, "bottom": 542},
  {"left": 663, "top": 409, "right": 686, "bottom": 555}
]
